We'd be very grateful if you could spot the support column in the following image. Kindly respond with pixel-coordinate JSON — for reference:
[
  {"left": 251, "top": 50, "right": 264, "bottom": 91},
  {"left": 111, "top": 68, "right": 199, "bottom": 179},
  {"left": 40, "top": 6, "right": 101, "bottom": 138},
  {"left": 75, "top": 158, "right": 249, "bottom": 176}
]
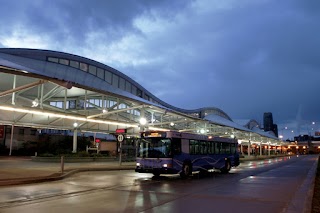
[
  {"left": 248, "top": 140, "right": 251, "bottom": 156},
  {"left": 9, "top": 125, "right": 14, "bottom": 156},
  {"left": 268, "top": 143, "right": 271, "bottom": 156},
  {"left": 240, "top": 144, "right": 243, "bottom": 155},
  {"left": 12, "top": 75, "right": 16, "bottom": 105},
  {"left": 72, "top": 129, "right": 78, "bottom": 153},
  {"left": 260, "top": 142, "right": 262, "bottom": 156}
]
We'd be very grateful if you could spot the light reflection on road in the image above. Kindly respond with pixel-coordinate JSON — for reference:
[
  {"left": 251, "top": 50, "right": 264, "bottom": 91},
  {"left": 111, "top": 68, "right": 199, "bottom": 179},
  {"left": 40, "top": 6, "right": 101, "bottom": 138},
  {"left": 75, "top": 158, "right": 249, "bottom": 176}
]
[{"left": 0, "top": 155, "right": 299, "bottom": 212}]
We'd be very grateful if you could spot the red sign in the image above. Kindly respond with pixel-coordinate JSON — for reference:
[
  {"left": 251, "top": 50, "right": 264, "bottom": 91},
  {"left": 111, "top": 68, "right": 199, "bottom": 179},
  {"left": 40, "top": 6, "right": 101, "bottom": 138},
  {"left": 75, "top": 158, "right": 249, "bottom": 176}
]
[
  {"left": 95, "top": 139, "right": 101, "bottom": 143},
  {"left": 0, "top": 126, "right": 4, "bottom": 138},
  {"left": 116, "top": 129, "right": 127, "bottom": 134}
]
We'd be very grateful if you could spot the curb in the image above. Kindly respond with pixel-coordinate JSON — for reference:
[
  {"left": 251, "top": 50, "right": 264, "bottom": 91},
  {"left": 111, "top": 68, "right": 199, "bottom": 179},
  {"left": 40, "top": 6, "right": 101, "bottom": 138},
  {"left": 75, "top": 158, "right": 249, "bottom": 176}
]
[{"left": 0, "top": 166, "right": 136, "bottom": 187}]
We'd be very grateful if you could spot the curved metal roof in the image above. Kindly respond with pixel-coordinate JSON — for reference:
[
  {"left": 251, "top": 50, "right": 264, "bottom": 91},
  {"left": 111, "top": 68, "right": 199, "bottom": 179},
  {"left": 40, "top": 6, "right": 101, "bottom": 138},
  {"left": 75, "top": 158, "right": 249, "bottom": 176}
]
[
  {"left": 0, "top": 48, "right": 279, "bottom": 144},
  {"left": 0, "top": 48, "right": 232, "bottom": 121}
]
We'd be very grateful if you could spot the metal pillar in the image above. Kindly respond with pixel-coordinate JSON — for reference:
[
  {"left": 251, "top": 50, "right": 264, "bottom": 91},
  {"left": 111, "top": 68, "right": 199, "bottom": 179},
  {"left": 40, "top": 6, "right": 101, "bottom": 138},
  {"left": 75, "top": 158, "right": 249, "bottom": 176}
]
[
  {"left": 260, "top": 142, "right": 262, "bottom": 156},
  {"left": 248, "top": 140, "right": 251, "bottom": 156},
  {"left": 268, "top": 143, "right": 271, "bottom": 156},
  {"left": 9, "top": 125, "right": 14, "bottom": 156},
  {"left": 12, "top": 75, "right": 16, "bottom": 105},
  {"left": 72, "top": 129, "right": 78, "bottom": 153}
]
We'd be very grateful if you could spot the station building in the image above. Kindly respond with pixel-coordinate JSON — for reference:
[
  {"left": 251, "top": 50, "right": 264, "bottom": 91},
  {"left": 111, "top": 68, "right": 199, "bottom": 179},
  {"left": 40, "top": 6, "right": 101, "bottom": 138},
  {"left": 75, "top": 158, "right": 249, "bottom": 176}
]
[{"left": 0, "top": 48, "right": 284, "bottom": 155}]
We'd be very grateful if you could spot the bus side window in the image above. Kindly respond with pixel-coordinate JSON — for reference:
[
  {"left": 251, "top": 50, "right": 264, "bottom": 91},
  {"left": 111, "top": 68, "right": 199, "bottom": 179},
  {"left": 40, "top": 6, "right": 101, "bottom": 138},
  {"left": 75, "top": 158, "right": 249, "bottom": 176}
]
[
  {"left": 172, "top": 138, "right": 181, "bottom": 155},
  {"left": 231, "top": 143, "right": 236, "bottom": 154},
  {"left": 215, "top": 142, "right": 220, "bottom": 154}
]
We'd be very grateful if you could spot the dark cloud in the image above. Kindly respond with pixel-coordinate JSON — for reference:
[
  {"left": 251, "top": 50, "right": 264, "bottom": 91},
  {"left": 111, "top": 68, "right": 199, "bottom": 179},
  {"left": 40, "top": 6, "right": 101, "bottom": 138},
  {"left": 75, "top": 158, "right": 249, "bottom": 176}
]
[{"left": 1, "top": 0, "right": 319, "bottom": 139}]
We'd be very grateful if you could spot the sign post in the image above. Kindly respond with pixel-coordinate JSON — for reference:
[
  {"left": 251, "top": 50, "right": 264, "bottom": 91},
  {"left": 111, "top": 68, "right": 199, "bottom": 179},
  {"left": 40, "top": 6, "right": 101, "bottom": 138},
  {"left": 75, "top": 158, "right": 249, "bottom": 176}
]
[{"left": 117, "top": 134, "right": 124, "bottom": 166}]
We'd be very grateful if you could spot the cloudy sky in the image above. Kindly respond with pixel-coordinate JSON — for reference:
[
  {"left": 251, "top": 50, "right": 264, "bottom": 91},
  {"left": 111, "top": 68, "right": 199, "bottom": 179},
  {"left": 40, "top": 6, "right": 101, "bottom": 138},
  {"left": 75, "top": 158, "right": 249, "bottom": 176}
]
[{"left": 1, "top": 0, "right": 319, "bottom": 139}]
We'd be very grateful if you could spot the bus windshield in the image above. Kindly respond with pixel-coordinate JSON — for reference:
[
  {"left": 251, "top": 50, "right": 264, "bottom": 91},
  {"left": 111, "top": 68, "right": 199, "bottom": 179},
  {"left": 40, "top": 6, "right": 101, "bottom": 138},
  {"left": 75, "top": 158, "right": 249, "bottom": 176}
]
[{"left": 137, "top": 137, "right": 172, "bottom": 158}]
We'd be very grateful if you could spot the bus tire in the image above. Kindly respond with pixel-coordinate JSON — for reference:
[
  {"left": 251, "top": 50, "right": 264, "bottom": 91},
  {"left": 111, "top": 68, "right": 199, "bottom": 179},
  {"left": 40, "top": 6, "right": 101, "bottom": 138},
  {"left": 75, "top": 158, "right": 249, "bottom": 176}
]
[
  {"left": 220, "top": 161, "right": 231, "bottom": 174},
  {"left": 180, "top": 163, "right": 192, "bottom": 178}
]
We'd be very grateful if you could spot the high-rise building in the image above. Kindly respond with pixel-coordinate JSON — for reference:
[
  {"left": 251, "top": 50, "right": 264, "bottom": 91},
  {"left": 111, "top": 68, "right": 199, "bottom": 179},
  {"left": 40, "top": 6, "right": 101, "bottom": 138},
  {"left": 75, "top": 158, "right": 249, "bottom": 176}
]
[
  {"left": 263, "top": 112, "right": 274, "bottom": 132},
  {"left": 263, "top": 112, "right": 278, "bottom": 137}
]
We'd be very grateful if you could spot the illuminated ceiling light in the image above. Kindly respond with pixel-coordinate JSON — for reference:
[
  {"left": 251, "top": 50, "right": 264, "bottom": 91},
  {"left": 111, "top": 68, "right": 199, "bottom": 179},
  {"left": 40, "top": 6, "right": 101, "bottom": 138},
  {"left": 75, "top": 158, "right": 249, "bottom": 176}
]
[
  {"left": 200, "top": 129, "right": 205, "bottom": 134},
  {"left": 170, "top": 122, "right": 174, "bottom": 126},
  {"left": 139, "top": 117, "right": 147, "bottom": 125},
  {"left": 149, "top": 127, "right": 170, "bottom": 131},
  {"left": 102, "top": 109, "right": 108, "bottom": 113},
  {"left": 73, "top": 122, "right": 78, "bottom": 127},
  {"left": 230, "top": 134, "right": 235, "bottom": 138},
  {"left": 0, "top": 105, "right": 138, "bottom": 128},
  {"left": 31, "top": 98, "right": 39, "bottom": 107}
]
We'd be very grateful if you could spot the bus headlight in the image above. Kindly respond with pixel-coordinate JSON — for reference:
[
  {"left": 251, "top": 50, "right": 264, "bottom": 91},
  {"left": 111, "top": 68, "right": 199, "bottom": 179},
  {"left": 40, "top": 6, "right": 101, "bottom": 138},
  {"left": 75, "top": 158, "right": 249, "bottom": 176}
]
[
  {"left": 163, "top": 164, "right": 172, "bottom": 168},
  {"left": 163, "top": 164, "right": 168, "bottom": 167},
  {"left": 136, "top": 163, "right": 140, "bottom": 167}
]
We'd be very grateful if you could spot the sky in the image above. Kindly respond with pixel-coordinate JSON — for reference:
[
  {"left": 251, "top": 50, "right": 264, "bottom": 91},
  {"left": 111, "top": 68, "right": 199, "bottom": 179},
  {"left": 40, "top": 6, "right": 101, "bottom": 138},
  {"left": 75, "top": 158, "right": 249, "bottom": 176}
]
[{"left": 0, "top": 0, "right": 320, "bottom": 140}]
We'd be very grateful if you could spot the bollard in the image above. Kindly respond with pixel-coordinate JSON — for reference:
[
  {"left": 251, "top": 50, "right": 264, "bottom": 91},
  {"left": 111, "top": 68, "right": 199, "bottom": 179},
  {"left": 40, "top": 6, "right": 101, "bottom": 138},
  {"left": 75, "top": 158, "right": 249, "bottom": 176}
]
[{"left": 61, "top": 156, "right": 64, "bottom": 173}]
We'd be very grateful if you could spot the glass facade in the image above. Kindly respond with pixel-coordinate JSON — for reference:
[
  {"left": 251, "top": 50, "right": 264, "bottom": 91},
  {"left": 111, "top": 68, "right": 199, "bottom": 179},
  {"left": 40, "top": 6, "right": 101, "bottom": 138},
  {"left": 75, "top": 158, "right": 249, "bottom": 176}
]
[{"left": 46, "top": 56, "right": 160, "bottom": 106}]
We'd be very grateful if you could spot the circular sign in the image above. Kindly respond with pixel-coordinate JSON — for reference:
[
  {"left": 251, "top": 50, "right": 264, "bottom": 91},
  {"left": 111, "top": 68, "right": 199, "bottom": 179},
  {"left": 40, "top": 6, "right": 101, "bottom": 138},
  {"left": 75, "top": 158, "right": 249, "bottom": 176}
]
[{"left": 117, "top": 134, "right": 124, "bottom": 142}]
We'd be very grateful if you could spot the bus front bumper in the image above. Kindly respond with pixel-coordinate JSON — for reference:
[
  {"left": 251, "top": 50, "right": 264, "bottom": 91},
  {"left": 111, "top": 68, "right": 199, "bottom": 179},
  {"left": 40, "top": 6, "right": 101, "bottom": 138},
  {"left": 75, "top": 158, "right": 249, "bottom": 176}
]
[{"left": 135, "top": 167, "right": 177, "bottom": 174}]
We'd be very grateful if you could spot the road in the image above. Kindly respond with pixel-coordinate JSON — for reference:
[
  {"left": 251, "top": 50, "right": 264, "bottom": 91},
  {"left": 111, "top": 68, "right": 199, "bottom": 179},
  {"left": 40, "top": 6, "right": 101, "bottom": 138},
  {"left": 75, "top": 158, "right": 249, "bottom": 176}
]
[{"left": 0, "top": 155, "right": 317, "bottom": 213}]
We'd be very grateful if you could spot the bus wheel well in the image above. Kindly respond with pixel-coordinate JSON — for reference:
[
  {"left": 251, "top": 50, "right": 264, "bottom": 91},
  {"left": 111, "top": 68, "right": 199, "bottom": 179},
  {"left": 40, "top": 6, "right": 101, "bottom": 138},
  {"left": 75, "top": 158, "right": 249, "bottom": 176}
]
[
  {"left": 180, "top": 160, "right": 192, "bottom": 178},
  {"left": 220, "top": 159, "right": 231, "bottom": 174}
]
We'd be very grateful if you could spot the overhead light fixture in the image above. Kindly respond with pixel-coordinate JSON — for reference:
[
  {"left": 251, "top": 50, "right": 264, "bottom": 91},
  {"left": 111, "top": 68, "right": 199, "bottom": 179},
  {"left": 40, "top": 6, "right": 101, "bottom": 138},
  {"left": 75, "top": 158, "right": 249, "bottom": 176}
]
[
  {"left": 170, "top": 122, "right": 174, "bottom": 127},
  {"left": 32, "top": 98, "right": 39, "bottom": 107},
  {"left": 102, "top": 109, "right": 108, "bottom": 113},
  {"left": 0, "top": 105, "right": 138, "bottom": 128},
  {"left": 139, "top": 117, "right": 147, "bottom": 125},
  {"left": 73, "top": 122, "right": 78, "bottom": 127}
]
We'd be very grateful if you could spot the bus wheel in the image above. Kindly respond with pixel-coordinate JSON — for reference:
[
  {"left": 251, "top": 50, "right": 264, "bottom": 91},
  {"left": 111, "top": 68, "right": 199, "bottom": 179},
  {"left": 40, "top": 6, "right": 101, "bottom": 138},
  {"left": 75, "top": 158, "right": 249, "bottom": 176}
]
[
  {"left": 180, "top": 163, "right": 192, "bottom": 178},
  {"left": 220, "top": 161, "right": 231, "bottom": 174}
]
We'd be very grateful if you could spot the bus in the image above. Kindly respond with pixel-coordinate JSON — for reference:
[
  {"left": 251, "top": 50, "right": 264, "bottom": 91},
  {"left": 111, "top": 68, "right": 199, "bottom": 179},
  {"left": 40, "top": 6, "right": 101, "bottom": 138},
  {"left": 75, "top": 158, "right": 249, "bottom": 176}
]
[{"left": 135, "top": 131, "right": 240, "bottom": 178}]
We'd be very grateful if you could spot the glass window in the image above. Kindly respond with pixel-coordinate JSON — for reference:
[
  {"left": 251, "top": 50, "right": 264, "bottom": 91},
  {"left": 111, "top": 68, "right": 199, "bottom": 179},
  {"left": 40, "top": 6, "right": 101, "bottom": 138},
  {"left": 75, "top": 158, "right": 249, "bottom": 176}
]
[
  {"left": 189, "top": 140, "right": 200, "bottom": 155},
  {"left": 137, "top": 88, "right": 142, "bottom": 98},
  {"left": 59, "top": 58, "right": 69, "bottom": 66},
  {"left": 70, "top": 60, "right": 79, "bottom": 68},
  {"left": 200, "top": 141, "right": 207, "bottom": 154},
  {"left": 215, "top": 142, "right": 220, "bottom": 154},
  {"left": 19, "top": 128, "right": 24, "bottom": 135},
  {"left": 48, "top": 57, "right": 59, "bottom": 63},
  {"left": 172, "top": 138, "right": 181, "bottom": 155},
  {"left": 144, "top": 94, "right": 150, "bottom": 101},
  {"left": 89, "top": 65, "right": 97, "bottom": 75},
  {"left": 97, "top": 68, "right": 104, "bottom": 79},
  {"left": 231, "top": 143, "right": 236, "bottom": 154},
  {"left": 112, "top": 74, "right": 119, "bottom": 87},
  {"left": 125, "top": 81, "right": 131, "bottom": 93},
  {"left": 69, "top": 100, "right": 76, "bottom": 109},
  {"left": 119, "top": 77, "right": 125, "bottom": 90},
  {"left": 80, "top": 63, "right": 88, "bottom": 72},
  {"left": 131, "top": 85, "right": 137, "bottom": 96},
  {"left": 220, "top": 143, "right": 230, "bottom": 154},
  {"left": 5, "top": 127, "right": 11, "bottom": 134},
  {"left": 30, "top": 129, "right": 37, "bottom": 136},
  {"left": 105, "top": 70, "right": 112, "bottom": 84},
  {"left": 137, "top": 138, "right": 172, "bottom": 158}
]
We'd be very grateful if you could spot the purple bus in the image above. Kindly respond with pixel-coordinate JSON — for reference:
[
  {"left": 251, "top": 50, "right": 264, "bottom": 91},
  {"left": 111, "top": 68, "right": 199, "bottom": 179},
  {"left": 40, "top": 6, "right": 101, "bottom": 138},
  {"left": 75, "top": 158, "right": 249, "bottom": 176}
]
[{"left": 135, "top": 131, "right": 240, "bottom": 178}]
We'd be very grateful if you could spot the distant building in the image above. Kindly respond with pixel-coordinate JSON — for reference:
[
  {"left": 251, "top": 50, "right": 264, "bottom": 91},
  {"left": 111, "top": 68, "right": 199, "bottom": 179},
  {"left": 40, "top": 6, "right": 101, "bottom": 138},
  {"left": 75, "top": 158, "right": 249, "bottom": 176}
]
[{"left": 263, "top": 112, "right": 278, "bottom": 137}]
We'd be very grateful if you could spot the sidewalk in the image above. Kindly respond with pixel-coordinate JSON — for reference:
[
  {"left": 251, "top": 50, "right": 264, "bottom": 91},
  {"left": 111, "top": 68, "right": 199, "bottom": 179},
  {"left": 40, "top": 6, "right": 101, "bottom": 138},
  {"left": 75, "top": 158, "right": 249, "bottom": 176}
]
[
  {"left": 0, "top": 156, "right": 136, "bottom": 186},
  {"left": 0, "top": 154, "right": 303, "bottom": 187}
]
